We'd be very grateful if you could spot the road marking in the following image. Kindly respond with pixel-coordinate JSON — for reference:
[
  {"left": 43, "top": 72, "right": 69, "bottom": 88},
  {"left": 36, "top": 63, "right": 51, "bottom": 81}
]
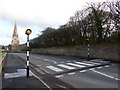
[
  {"left": 91, "top": 59, "right": 110, "bottom": 63},
  {"left": 83, "top": 61, "right": 100, "bottom": 65},
  {"left": 55, "top": 75, "right": 63, "bottom": 78},
  {"left": 4, "top": 69, "right": 33, "bottom": 79},
  {"left": 57, "top": 64, "right": 75, "bottom": 70},
  {"left": 67, "top": 61, "right": 71, "bottom": 62},
  {"left": 89, "top": 68, "right": 95, "bottom": 70},
  {"left": 92, "top": 70, "right": 114, "bottom": 79},
  {"left": 68, "top": 72, "right": 76, "bottom": 75},
  {"left": 30, "top": 70, "right": 52, "bottom": 90},
  {"left": 46, "top": 64, "right": 50, "bottom": 66},
  {"left": 115, "top": 78, "right": 120, "bottom": 81},
  {"left": 75, "top": 62, "right": 93, "bottom": 66},
  {"left": 105, "top": 65, "right": 110, "bottom": 67},
  {"left": 37, "top": 65, "right": 41, "bottom": 67},
  {"left": 44, "top": 59, "right": 57, "bottom": 64},
  {"left": 80, "top": 70, "right": 86, "bottom": 72},
  {"left": 67, "top": 63, "right": 85, "bottom": 68},
  {"left": 13, "top": 55, "right": 52, "bottom": 89},
  {"left": 97, "top": 67, "right": 102, "bottom": 69},
  {"left": 34, "top": 68, "right": 45, "bottom": 74},
  {"left": 56, "top": 84, "right": 67, "bottom": 89},
  {"left": 34, "top": 57, "right": 40, "bottom": 59},
  {"left": 46, "top": 66, "right": 63, "bottom": 72},
  {"left": 44, "top": 59, "right": 51, "bottom": 61}
]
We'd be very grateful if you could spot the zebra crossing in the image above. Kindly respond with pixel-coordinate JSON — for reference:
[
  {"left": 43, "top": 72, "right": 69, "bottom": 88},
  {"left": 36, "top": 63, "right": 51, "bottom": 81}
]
[{"left": 45, "top": 60, "right": 107, "bottom": 73}]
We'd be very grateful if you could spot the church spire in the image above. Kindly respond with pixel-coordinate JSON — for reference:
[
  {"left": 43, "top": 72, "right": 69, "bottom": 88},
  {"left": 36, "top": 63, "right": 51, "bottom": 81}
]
[
  {"left": 13, "top": 21, "right": 17, "bottom": 37},
  {"left": 11, "top": 21, "right": 20, "bottom": 51}
]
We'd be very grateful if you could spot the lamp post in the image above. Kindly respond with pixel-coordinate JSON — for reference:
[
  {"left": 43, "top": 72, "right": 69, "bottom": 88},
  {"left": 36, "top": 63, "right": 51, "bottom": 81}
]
[{"left": 25, "top": 29, "right": 32, "bottom": 77}]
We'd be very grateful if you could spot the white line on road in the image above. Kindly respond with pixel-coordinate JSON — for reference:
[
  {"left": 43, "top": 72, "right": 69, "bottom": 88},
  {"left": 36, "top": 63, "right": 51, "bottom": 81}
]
[
  {"left": 115, "top": 78, "right": 120, "bottom": 81},
  {"left": 30, "top": 70, "right": 52, "bottom": 90},
  {"left": 60, "top": 62, "right": 64, "bottom": 63},
  {"left": 56, "top": 84, "right": 67, "bottom": 89},
  {"left": 55, "top": 75, "right": 63, "bottom": 78},
  {"left": 57, "top": 64, "right": 75, "bottom": 70},
  {"left": 75, "top": 62, "right": 93, "bottom": 66},
  {"left": 97, "top": 67, "right": 103, "bottom": 69},
  {"left": 92, "top": 69, "right": 115, "bottom": 79},
  {"left": 68, "top": 72, "right": 76, "bottom": 75},
  {"left": 80, "top": 70, "right": 86, "bottom": 73},
  {"left": 44, "top": 59, "right": 57, "bottom": 64},
  {"left": 37, "top": 65, "right": 41, "bottom": 67},
  {"left": 67, "top": 61, "right": 71, "bottom": 62},
  {"left": 89, "top": 68, "right": 95, "bottom": 70},
  {"left": 67, "top": 63, "right": 86, "bottom": 68},
  {"left": 14, "top": 55, "right": 52, "bottom": 89},
  {"left": 83, "top": 61, "right": 100, "bottom": 65},
  {"left": 46, "top": 66, "right": 63, "bottom": 72},
  {"left": 34, "top": 57, "right": 40, "bottom": 59},
  {"left": 105, "top": 65, "right": 110, "bottom": 67}
]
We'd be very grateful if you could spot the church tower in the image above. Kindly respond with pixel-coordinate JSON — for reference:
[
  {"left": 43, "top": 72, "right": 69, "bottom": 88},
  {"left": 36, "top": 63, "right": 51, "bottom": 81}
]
[{"left": 11, "top": 22, "right": 20, "bottom": 51}]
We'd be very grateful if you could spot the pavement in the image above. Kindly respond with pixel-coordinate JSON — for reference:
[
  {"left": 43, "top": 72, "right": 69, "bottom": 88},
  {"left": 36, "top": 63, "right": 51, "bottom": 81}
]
[
  {"left": 2, "top": 54, "right": 50, "bottom": 90},
  {"left": 0, "top": 52, "right": 7, "bottom": 90}
]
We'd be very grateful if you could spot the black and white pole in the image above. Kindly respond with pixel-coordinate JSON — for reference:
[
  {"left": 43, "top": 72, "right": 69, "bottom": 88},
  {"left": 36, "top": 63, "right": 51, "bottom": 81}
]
[
  {"left": 87, "top": 38, "right": 90, "bottom": 60},
  {"left": 87, "top": 32, "right": 90, "bottom": 60},
  {"left": 25, "top": 29, "right": 32, "bottom": 77},
  {"left": 27, "top": 35, "right": 29, "bottom": 77}
]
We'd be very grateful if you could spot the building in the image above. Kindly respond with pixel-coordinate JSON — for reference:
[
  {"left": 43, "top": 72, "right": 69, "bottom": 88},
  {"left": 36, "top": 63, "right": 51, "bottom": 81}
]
[{"left": 11, "top": 22, "right": 20, "bottom": 51}]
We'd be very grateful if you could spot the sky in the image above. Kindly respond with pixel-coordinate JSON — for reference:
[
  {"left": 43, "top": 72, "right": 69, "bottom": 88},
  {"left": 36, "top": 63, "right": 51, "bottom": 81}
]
[{"left": 0, "top": 0, "right": 114, "bottom": 45}]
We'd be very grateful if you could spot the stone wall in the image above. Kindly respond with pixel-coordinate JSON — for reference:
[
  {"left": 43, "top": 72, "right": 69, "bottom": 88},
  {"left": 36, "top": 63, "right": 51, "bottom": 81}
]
[{"left": 31, "top": 44, "right": 119, "bottom": 61}]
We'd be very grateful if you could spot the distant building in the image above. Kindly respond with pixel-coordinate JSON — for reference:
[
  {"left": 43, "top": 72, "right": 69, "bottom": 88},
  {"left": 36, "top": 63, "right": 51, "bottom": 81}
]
[{"left": 11, "top": 22, "right": 20, "bottom": 51}]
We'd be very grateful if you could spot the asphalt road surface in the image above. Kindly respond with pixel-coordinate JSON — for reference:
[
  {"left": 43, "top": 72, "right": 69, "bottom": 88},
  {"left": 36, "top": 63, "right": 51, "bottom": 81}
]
[{"left": 2, "top": 53, "right": 120, "bottom": 89}]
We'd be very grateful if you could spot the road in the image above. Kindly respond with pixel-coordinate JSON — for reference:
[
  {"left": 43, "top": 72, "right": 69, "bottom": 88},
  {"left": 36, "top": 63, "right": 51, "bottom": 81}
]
[{"left": 2, "top": 53, "right": 120, "bottom": 89}]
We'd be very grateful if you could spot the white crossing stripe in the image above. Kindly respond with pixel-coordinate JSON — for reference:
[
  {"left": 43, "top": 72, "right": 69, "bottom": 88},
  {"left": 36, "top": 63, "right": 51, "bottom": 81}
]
[
  {"left": 46, "top": 66, "right": 63, "bottom": 72},
  {"left": 83, "top": 61, "right": 100, "bottom": 65},
  {"left": 67, "top": 63, "right": 85, "bottom": 68},
  {"left": 75, "top": 62, "right": 93, "bottom": 66},
  {"left": 97, "top": 67, "right": 102, "bottom": 69},
  {"left": 55, "top": 75, "right": 63, "bottom": 78},
  {"left": 89, "top": 68, "right": 95, "bottom": 70},
  {"left": 80, "top": 70, "right": 86, "bottom": 72},
  {"left": 68, "top": 72, "right": 76, "bottom": 75},
  {"left": 105, "top": 65, "right": 110, "bottom": 67},
  {"left": 57, "top": 64, "right": 75, "bottom": 70},
  {"left": 115, "top": 78, "right": 120, "bottom": 81}
]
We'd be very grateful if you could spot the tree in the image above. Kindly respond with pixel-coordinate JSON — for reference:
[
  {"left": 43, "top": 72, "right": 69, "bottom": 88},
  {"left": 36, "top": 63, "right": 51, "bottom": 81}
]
[{"left": 107, "top": 1, "right": 120, "bottom": 43}]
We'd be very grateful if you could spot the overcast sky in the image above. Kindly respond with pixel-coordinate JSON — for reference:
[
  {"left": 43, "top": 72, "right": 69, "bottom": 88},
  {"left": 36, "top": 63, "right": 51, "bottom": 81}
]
[{"left": 0, "top": 0, "right": 114, "bottom": 45}]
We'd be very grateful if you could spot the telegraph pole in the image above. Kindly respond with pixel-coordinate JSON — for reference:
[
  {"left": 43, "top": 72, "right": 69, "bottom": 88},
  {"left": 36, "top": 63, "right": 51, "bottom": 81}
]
[{"left": 25, "top": 29, "right": 32, "bottom": 77}]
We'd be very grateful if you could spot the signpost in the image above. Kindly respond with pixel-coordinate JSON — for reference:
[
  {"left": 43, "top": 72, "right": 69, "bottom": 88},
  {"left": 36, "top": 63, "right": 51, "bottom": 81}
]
[{"left": 25, "top": 29, "right": 32, "bottom": 77}]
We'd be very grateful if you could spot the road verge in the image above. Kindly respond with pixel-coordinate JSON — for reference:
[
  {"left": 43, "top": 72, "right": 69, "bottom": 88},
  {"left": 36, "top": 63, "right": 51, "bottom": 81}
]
[{"left": 0, "top": 52, "right": 7, "bottom": 73}]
